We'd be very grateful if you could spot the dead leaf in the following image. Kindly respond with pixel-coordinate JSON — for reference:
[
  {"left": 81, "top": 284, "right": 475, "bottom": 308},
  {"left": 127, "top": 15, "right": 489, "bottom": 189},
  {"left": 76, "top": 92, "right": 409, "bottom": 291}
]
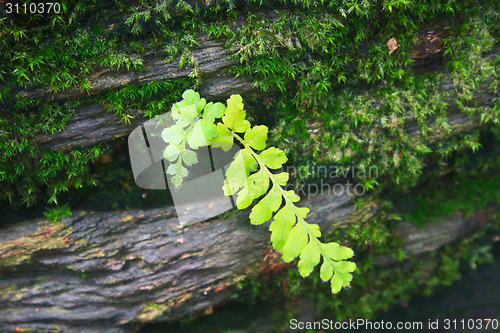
[{"left": 387, "top": 37, "right": 398, "bottom": 55}]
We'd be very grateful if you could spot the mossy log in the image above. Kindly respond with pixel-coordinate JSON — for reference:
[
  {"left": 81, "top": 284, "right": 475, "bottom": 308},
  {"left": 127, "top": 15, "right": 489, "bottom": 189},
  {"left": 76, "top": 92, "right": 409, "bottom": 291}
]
[
  {"left": 32, "top": 38, "right": 254, "bottom": 150},
  {"left": 31, "top": 38, "right": 499, "bottom": 150},
  {"left": 0, "top": 184, "right": 496, "bottom": 332},
  {"left": 1, "top": 6, "right": 498, "bottom": 332}
]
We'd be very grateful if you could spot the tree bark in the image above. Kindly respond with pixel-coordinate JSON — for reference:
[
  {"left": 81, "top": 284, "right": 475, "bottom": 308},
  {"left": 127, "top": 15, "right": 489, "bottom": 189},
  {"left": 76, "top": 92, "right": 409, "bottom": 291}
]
[
  {"left": 32, "top": 38, "right": 256, "bottom": 150},
  {"left": 0, "top": 184, "right": 497, "bottom": 332}
]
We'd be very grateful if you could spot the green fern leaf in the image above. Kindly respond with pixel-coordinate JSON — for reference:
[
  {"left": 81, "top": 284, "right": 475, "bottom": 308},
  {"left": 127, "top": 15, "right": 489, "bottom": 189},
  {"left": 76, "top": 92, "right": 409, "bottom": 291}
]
[
  {"left": 282, "top": 223, "right": 309, "bottom": 262},
  {"left": 244, "top": 125, "right": 268, "bottom": 150},
  {"left": 202, "top": 102, "right": 225, "bottom": 122},
  {"left": 211, "top": 123, "right": 234, "bottom": 152},
  {"left": 161, "top": 124, "right": 183, "bottom": 145},
  {"left": 181, "top": 150, "right": 198, "bottom": 166},
  {"left": 222, "top": 94, "right": 250, "bottom": 133},
  {"left": 216, "top": 94, "right": 356, "bottom": 294},
  {"left": 269, "top": 203, "right": 296, "bottom": 251},
  {"left": 162, "top": 91, "right": 357, "bottom": 294},
  {"left": 178, "top": 104, "right": 198, "bottom": 123},
  {"left": 163, "top": 144, "right": 181, "bottom": 162},
  {"left": 223, "top": 149, "right": 258, "bottom": 196},
  {"left": 161, "top": 90, "right": 224, "bottom": 186},
  {"left": 297, "top": 241, "right": 321, "bottom": 277},
  {"left": 180, "top": 89, "right": 206, "bottom": 113},
  {"left": 259, "top": 147, "right": 288, "bottom": 169},
  {"left": 234, "top": 168, "right": 270, "bottom": 209},
  {"left": 187, "top": 121, "right": 209, "bottom": 149},
  {"left": 249, "top": 185, "right": 281, "bottom": 225},
  {"left": 273, "top": 172, "right": 289, "bottom": 186}
]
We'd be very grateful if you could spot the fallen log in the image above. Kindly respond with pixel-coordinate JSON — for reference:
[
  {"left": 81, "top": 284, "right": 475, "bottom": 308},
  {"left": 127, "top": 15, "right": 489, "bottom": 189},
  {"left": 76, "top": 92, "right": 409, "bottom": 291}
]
[
  {"left": 30, "top": 36, "right": 498, "bottom": 150},
  {"left": 0, "top": 184, "right": 496, "bottom": 332}
]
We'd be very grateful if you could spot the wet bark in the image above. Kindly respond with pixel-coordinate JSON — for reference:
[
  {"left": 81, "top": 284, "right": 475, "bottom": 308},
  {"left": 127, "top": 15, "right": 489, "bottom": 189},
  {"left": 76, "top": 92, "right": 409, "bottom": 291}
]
[
  {"left": 0, "top": 185, "right": 496, "bottom": 332},
  {"left": 31, "top": 38, "right": 255, "bottom": 150}
]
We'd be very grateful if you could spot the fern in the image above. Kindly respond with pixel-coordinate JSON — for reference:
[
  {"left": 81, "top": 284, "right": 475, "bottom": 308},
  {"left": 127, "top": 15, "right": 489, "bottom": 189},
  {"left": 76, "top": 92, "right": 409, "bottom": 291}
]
[
  {"left": 162, "top": 90, "right": 356, "bottom": 293},
  {"left": 161, "top": 90, "right": 225, "bottom": 186}
]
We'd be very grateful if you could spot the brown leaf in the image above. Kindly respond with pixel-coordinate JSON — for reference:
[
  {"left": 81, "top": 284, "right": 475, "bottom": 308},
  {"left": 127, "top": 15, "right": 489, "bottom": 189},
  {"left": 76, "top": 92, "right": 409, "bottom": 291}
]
[{"left": 387, "top": 37, "right": 398, "bottom": 55}]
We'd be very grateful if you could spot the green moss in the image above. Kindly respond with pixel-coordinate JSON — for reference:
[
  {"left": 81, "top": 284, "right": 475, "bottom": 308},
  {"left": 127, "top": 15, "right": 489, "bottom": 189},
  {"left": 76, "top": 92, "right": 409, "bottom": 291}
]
[
  {"left": 137, "top": 302, "right": 170, "bottom": 322},
  {"left": 0, "top": 0, "right": 498, "bottom": 211},
  {"left": 0, "top": 141, "right": 103, "bottom": 207},
  {"left": 101, "top": 78, "right": 192, "bottom": 123},
  {"left": 395, "top": 165, "right": 500, "bottom": 226},
  {"left": 389, "top": 127, "right": 500, "bottom": 225},
  {"left": 206, "top": 0, "right": 499, "bottom": 191},
  {"left": 0, "top": 1, "right": 206, "bottom": 208}
]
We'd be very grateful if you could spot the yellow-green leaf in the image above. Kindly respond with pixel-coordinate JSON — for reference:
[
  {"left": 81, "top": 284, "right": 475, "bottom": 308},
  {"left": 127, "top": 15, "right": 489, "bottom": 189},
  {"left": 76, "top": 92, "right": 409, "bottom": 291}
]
[
  {"left": 249, "top": 185, "right": 282, "bottom": 225},
  {"left": 244, "top": 125, "right": 268, "bottom": 150},
  {"left": 222, "top": 94, "right": 250, "bottom": 133},
  {"left": 203, "top": 102, "right": 225, "bottom": 122},
  {"left": 282, "top": 224, "right": 308, "bottom": 262},
  {"left": 270, "top": 203, "right": 296, "bottom": 251},
  {"left": 298, "top": 241, "right": 320, "bottom": 277},
  {"left": 324, "top": 242, "right": 354, "bottom": 261},
  {"left": 259, "top": 147, "right": 287, "bottom": 169},
  {"left": 211, "top": 123, "right": 234, "bottom": 152}
]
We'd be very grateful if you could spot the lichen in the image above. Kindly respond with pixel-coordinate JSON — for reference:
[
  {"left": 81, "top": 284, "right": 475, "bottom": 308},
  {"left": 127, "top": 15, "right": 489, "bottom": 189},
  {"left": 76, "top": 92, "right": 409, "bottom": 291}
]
[
  {"left": 137, "top": 302, "right": 170, "bottom": 322},
  {"left": 0, "top": 220, "right": 72, "bottom": 267}
]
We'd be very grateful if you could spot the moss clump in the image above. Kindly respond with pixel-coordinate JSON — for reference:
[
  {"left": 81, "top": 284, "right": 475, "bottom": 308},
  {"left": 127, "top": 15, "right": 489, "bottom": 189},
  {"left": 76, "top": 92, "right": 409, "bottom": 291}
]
[
  {"left": 394, "top": 161, "right": 500, "bottom": 226},
  {"left": 101, "top": 79, "right": 192, "bottom": 123},
  {"left": 385, "top": 127, "right": 500, "bottom": 225},
  {"left": 206, "top": 0, "right": 499, "bottom": 190},
  {"left": 0, "top": 0, "right": 205, "bottom": 208}
]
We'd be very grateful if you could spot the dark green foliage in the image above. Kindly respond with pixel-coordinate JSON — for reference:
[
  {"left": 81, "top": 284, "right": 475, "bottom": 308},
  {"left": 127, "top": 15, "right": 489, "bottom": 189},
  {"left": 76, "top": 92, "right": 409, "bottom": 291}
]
[
  {"left": 102, "top": 79, "right": 192, "bottom": 123},
  {"left": 0, "top": 0, "right": 205, "bottom": 92},
  {"left": 392, "top": 128, "right": 500, "bottom": 225},
  {"left": 213, "top": 0, "right": 499, "bottom": 189},
  {"left": 0, "top": 1, "right": 197, "bottom": 207}
]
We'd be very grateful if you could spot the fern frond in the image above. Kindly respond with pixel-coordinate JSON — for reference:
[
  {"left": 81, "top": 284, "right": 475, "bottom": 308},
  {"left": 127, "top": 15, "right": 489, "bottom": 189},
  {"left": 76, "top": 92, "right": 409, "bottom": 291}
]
[
  {"left": 162, "top": 90, "right": 356, "bottom": 293},
  {"left": 217, "top": 95, "right": 356, "bottom": 294}
]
